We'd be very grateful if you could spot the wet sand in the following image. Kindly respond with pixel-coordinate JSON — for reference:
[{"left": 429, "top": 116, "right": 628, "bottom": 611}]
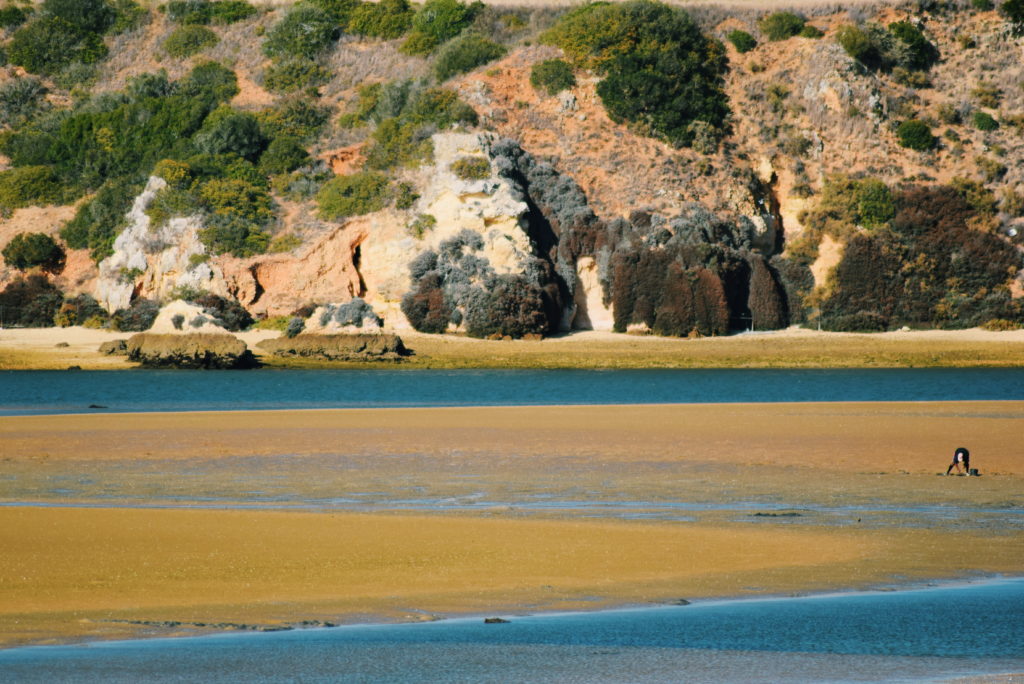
[{"left": 1, "top": 402, "right": 1022, "bottom": 647}]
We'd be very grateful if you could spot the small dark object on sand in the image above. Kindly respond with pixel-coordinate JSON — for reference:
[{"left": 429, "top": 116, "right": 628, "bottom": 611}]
[
  {"left": 55, "top": 342, "right": 69, "bottom": 348},
  {"left": 88, "top": 404, "right": 107, "bottom": 409},
  {"left": 484, "top": 617, "right": 509, "bottom": 624},
  {"left": 671, "top": 599, "right": 691, "bottom": 606},
  {"left": 66, "top": 365, "right": 81, "bottom": 370}
]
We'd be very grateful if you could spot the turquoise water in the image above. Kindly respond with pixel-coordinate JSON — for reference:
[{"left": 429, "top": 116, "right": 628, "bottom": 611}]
[
  {"left": 2, "top": 367, "right": 1024, "bottom": 415},
  {"left": 2, "top": 579, "right": 1022, "bottom": 683}
]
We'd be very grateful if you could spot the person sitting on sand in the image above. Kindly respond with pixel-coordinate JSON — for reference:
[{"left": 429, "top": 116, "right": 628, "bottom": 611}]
[{"left": 945, "top": 447, "right": 971, "bottom": 476}]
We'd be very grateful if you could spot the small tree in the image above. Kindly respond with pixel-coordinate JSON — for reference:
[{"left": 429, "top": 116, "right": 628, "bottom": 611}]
[
  {"left": 530, "top": 59, "right": 576, "bottom": 95},
  {"left": 2, "top": 232, "right": 66, "bottom": 273},
  {"left": 316, "top": 172, "right": 391, "bottom": 219},
  {"left": 896, "top": 119, "right": 935, "bottom": 151},
  {"left": 1001, "top": 0, "right": 1024, "bottom": 36},
  {"left": 726, "top": 29, "right": 757, "bottom": 53},
  {"left": 758, "top": 11, "right": 805, "bottom": 41}
]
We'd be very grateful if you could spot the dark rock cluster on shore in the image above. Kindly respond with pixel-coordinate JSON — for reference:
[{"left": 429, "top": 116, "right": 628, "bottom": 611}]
[
  {"left": 256, "top": 333, "right": 411, "bottom": 362},
  {"left": 126, "top": 333, "right": 258, "bottom": 369}
]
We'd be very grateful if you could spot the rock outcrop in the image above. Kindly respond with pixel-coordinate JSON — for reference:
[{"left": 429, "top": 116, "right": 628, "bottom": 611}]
[
  {"left": 256, "top": 333, "right": 409, "bottom": 362},
  {"left": 126, "top": 333, "right": 258, "bottom": 369}
]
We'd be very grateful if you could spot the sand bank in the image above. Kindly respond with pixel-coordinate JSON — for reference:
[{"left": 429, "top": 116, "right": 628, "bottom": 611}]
[
  {"left": 2, "top": 326, "right": 1024, "bottom": 369},
  {"left": 1, "top": 402, "right": 1021, "bottom": 646}
]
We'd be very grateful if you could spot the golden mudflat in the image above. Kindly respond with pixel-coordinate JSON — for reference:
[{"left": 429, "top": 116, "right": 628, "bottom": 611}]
[{"left": 0, "top": 402, "right": 1021, "bottom": 647}]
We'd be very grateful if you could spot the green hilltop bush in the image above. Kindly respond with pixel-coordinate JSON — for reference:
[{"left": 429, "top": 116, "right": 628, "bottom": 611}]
[
  {"left": 400, "top": 0, "right": 482, "bottom": 55},
  {"left": 542, "top": 0, "right": 730, "bottom": 149},
  {"left": 0, "top": 165, "right": 63, "bottom": 212},
  {"left": 897, "top": 119, "right": 935, "bottom": 151},
  {"left": 317, "top": 171, "right": 391, "bottom": 219},
  {"left": 163, "top": 25, "right": 219, "bottom": 58},
  {"left": 0, "top": 5, "right": 32, "bottom": 30},
  {"left": 799, "top": 24, "right": 824, "bottom": 38},
  {"left": 306, "top": 0, "right": 360, "bottom": 23},
  {"left": 193, "top": 109, "right": 266, "bottom": 161},
  {"left": 165, "top": 0, "right": 257, "bottom": 25},
  {"left": 347, "top": 0, "right": 414, "bottom": 39},
  {"left": 837, "top": 22, "right": 938, "bottom": 73},
  {"left": 758, "top": 11, "right": 805, "bottom": 41},
  {"left": 2, "top": 232, "right": 65, "bottom": 272},
  {"left": 43, "top": 0, "right": 117, "bottom": 34},
  {"left": 801, "top": 174, "right": 895, "bottom": 236},
  {"left": 530, "top": 59, "right": 576, "bottom": 95},
  {"left": 434, "top": 34, "right": 506, "bottom": 82},
  {"left": 258, "top": 136, "right": 310, "bottom": 175},
  {"left": 262, "top": 57, "right": 331, "bottom": 94},
  {"left": 7, "top": 17, "right": 109, "bottom": 75},
  {"left": 726, "top": 29, "right": 757, "bottom": 53},
  {"left": 0, "top": 77, "right": 49, "bottom": 128},
  {"left": 262, "top": 5, "right": 338, "bottom": 59},
  {"left": 973, "top": 111, "right": 999, "bottom": 131}
]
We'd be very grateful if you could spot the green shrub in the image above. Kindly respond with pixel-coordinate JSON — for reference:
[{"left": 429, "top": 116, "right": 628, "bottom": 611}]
[
  {"left": 394, "top": 181, "right": 419, "bottom": 209},
  {"left": 801, "top": 174, "right": 895, "bottom": 235},
  {"left": 258, "top": 136, "right": 309, "bottom": 175},
  {"left": 317, "top": 171, "right": 391, "bottom": 219},
  {"left": 407, "top": 213, "right": 436, "bottom": 238},
  {"left": 1001, "top": 0, "right": 1024, "bottom": 36},
  {"left": 542, "top": 0, "right": 730, "bottom": 148},
  {"left": 55, "top": 293, "right": 107, "bottom": 327},
  {"left": 199, "top": 177, "right": 273, "bottom": 223},
  {"left": 405, "top": 87, "right": 478, "bottom": 127},
  {"left": 364, "top": 117, "right": 433, "bottom": 169},
  {"left": 0, "top": 166, "right": 63, "bottom": 211},
  {"left": 401, "top": 0, "right": 482, "bottom": 55},
  {"left": 347, "top": 0, "right": 414, "bottom": 39},
  {"left": 726, "top": 29, "right": 757, "bottom": 53},
  {"left": 972, "top": 0, "right": 994, "bottom": 9},
  {"left": 7, "top": 17, "right": 109, "bottom": 75},
  {"left": 758, "top": 11, "right": 804, "bottom": 41},
  {"left": 0, "top": 274, "right": 63, "bottom": 327},
  {"left": 262, "top": 56, "right": 331, "bottom": 93},
  {"left": 193, "top": 110, "right": 266, "bottom": 160},
  {"left": 145, "top": 186, "right": 202, "bottom": 228},
  {"left": 163, "top": 25, "right": 219, "bottom": 58},
  {"left": 896, "top": 119, "right": 934, "bottom": 151},
  {"left": 179, "top": 60, "right": 240, "bottom": 104},
  {"left": 887, "top": 21, "right": 938, "bottom": 71},
  {"left": 972, "top": 82, "right": 1001, "bottom": 108},
  {"left": 450, "top": 156, "right": 490, "bottom": 180},
  {"left": 799, "top": 24, "right": 824, "bottom": 38},
  {"left": 111, "top": 297, "right": 160, "bottom": 331},
  {"left": 0, "top": 5, "right": 31, "bottom": 30},
  {"left": 153, "top": 158, "right": 192, "bottom": 187},
  {"left": 43, "top": 0, "right": 116, "bottom": 34},
  {"left": 262, "top": 5, "right": 337, "bottom": 59},
  {"left": 0, "top": 77, "right": 48, "bottom": 128},
  {"left": 255, "top": 97, "right": 329, "bottom": 141},
  {"left": 199, "top": 215, "right": 270, "bottom": 257},
  {"left": 2, "top": 232, "right": 65, "bottom": 272},
  {"left": 837, "top": 22, "right": 937, "bottom": 73},
  {"left": 267, "top": 233, "right": 301, "bottom": 253},
  {"left": 306, "top": 0, "right": 360, "bottom": 23},
  {"left": 973, "top": 111, "right": 999, "bottom": 131},
  {"left": 530, "top": 58, "right": 576, "bottom": 95},
  {"left": 434, "top": 34, "right": 506, "bottom": 82}
]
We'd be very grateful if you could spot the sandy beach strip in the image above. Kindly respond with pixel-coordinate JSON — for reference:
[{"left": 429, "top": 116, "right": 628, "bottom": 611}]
[
  {"left": 3, "top": 326, "right": 1024, "bottom": 369},
  {"left": 0, "top": 402, "right": 1021, "bottom": 647}
]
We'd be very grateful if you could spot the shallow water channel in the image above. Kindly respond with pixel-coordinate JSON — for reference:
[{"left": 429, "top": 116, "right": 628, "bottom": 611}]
[{"left": 2, "top": 578, "right": 1022, "bottom": 683}]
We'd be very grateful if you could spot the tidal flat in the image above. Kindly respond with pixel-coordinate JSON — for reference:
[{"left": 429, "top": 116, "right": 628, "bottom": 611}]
[{"left": 0, "top": 402, "right": 1021, "bottom": 648}]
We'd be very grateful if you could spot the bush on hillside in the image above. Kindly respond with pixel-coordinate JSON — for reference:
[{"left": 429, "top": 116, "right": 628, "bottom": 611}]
[
  {"left": 400, "top": 0, "right": 482, "bottom": 55},
  {"left": 111, "top": 297, "right": 160, "bottom": 331},
  {"left": 255, "top": 97, "right": 329, "bottom": 141},
  {"left": 726, "top": 29, "right": 757, "bottom": 53},
  {"left": 530, "top": 59, "right": 576, "bottom": 95},
  {"left": 258, "top": 136, "right": 309, "bottom": 175},
  {"left": 973, "top": 111, "right": 999, "bottom": 131},
  {"left": 2, "top": 232, "right": 65, "bottom": 272},
  {"left": 837, "top": 22, "right": 938, "bottom": 73},
  {"left": 7, "top": 17, "right": 109, "bottom": 75},
  {"left": 0, "top": 275, "right": 63, "bottom": 327},
  {"left": 178, "top": 60, "right": 240, "bottom": 104},
  {"left": 316, "top": 172, "right": 391, "bottom": 220},
  {"left": 166, "top": 0, "right": 257, "bottom": 25},
  {"left": 363, "top": 117, "right": 434, "bottom": 169},
  {"left": 0, "top": 77, "right": 48, "bottom": 128},
  {"left": 262, "top": 56, "right": 331, "bottom": 94},
  {"left": 433, "top": 34, "right": 506, "bottom": 81},
  {"left": 0, "top": 165, "right": 63, "bottom": 212},
  {"left": 60, "top": 179, "right": 143, "bottom": 260},
  {"left": 542, "top": 0, "right": 730, "bottom": 148},
  {"left": 347, "top": 0, "right": 414, "bottom": 39},
  {"left": 758, "top": 11, "right": 805, "bottom": 41},
  {"left": 887, "top": 21, "right": 939, "bottom": 71},
  {"left": 799, "top": 24, "right": 824, "bottom": 38},
  {"left": 450, "top": 156, "right": 490, "bottom": 180},
  {"left": 193, "top": 110, "right": 266, "bottom": 160},
  {"left": 163, "top": 25, "right": 219, "bottom": 58},
  {"left": 896, "top": 119, "right": 935, "bottom": 151},
  {"left": 0, "top": 5, "right": 31, "bottom": 30},
  {"left": 262, "top": 5, "right": 337, "bottom": 59},
  {"left": 55, "top": 293, "right": 108, "bottom": 327},
  {"left": 464, "top": 274, "right": 548, "bottom": 338},
  {"left": 1001, "top": 0, "right": 1024, "bottom": 36}
]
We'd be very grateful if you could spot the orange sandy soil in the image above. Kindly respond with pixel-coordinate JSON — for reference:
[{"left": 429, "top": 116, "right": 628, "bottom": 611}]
[{"left": 1, "top": 403, "right": 1022, "bottom": 647}]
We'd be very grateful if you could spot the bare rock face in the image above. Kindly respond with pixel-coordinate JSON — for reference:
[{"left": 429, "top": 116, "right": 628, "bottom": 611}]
[
  {"left": 95, "top": 177, "right": 230, "bottom": 313},
  {"left": 97, "top": 339, "right": 128, "bottom": 356},
  {"left": 256, "top": 333, "right": 409, "bottom": 362},
  {"left": 126, "top": 333, "right": 258, "bottom": 369}
]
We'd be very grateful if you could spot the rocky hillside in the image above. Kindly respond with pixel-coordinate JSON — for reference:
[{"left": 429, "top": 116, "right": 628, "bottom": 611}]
[{"left": 0, "top": 0, "right": 1022, "bottom": 337}]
